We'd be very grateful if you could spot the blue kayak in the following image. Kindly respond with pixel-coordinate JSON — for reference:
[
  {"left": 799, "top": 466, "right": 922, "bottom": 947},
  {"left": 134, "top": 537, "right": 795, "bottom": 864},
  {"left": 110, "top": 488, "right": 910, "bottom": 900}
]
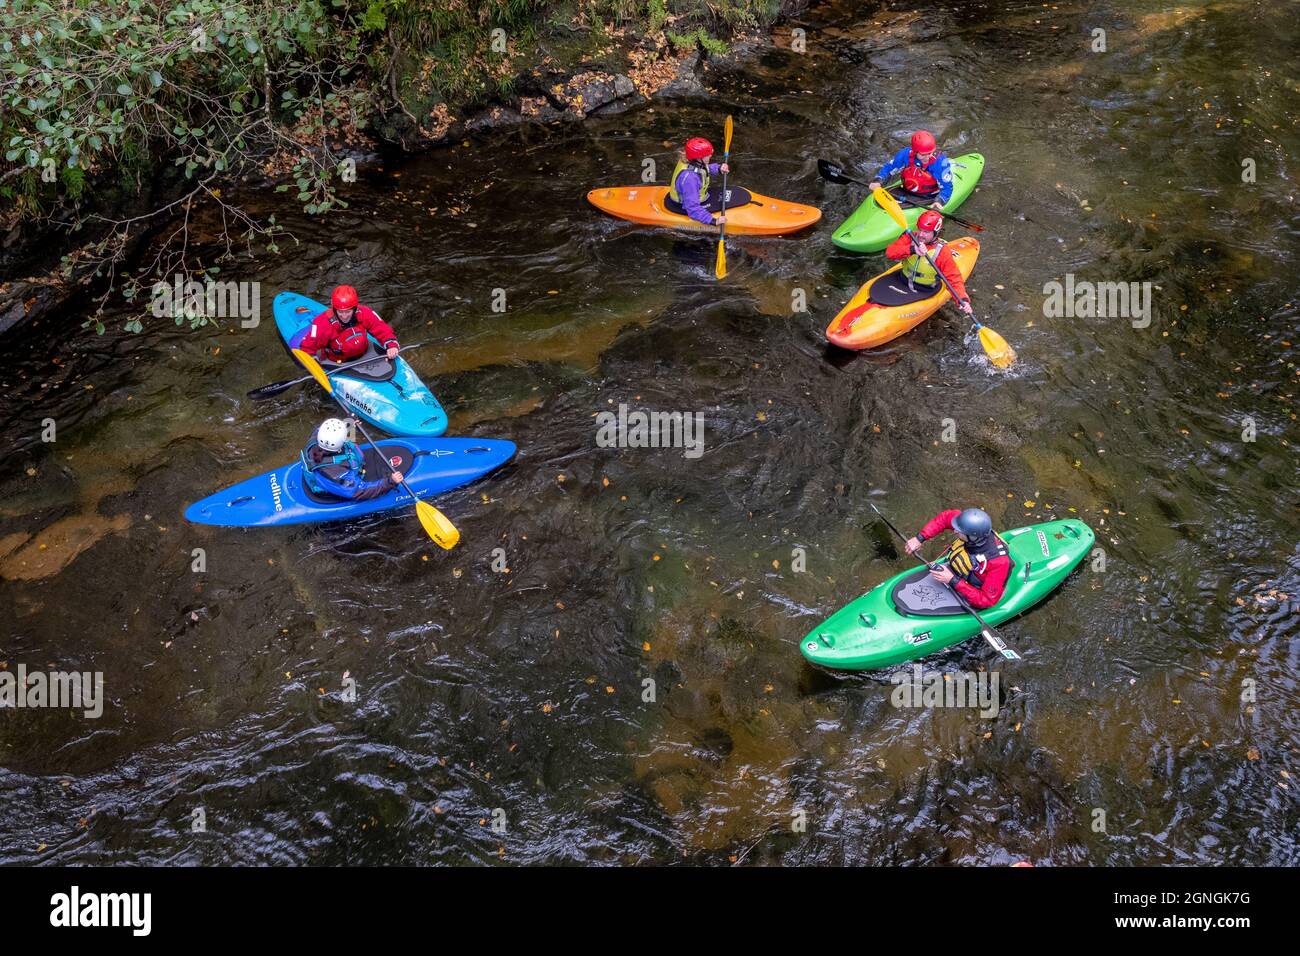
[
  {"left": 184, "top": 437, "right": 515, "bottom": 527},
  {"left": 274, "top": 291, "right": 448, "bottom": 437}
]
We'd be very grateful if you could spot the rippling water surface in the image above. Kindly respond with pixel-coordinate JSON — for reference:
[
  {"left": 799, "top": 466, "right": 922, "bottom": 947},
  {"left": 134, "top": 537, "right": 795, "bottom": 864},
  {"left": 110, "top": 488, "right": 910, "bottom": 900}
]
[{"left": 1, "top": 0, "right": 1297, "bottom": 865}]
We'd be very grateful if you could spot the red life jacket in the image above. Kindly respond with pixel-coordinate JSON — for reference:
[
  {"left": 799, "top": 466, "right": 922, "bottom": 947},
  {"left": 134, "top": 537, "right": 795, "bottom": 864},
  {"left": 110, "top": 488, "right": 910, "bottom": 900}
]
[
  {"left": 316, "top": 311, "right": 372, "bottom": 362},
  {"left": 901, "top": 149, "right": 943, "bottom": 195}
]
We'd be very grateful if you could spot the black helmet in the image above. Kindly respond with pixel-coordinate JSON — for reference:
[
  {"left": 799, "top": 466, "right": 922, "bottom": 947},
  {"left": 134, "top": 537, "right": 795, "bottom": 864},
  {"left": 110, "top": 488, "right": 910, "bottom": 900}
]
[{"left": 953, "top": 508, "right": 992, "bottom": 544}]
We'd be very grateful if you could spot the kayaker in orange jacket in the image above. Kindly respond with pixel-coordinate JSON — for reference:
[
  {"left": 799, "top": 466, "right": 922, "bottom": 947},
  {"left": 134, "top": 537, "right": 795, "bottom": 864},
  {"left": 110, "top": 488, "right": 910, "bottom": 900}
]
[{"left": 883, "top": 210, "right": 973, "bottom": 317}]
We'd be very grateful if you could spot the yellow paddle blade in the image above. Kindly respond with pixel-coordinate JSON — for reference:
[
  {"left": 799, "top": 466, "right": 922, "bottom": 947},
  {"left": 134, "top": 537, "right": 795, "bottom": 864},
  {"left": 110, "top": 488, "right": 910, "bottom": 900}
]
[
  {"left": 724, "top": 114, "right": 733, "bottom": 153},
  {"left": 715, "top": 238, "right": 727, "bottom": 279},
  {"left": 978, "top": 326, "right": 1017, "bottom": 368},
  {"left": 873, "top": 186, "right": 908, "bottom": 231},
  {"left": 415, "top": 499, "right": 460, "bottom": 549},
  {"left": 292, "top": 348, "right": 333, "bottom": 394}
]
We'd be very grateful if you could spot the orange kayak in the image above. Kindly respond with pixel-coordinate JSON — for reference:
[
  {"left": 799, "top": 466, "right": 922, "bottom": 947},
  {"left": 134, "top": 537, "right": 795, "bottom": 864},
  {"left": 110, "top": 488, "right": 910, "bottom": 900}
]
[
  {"left": 826, "top": 237, "right": 980, "bottom": 350},
  {"left": 586, "top": 185, "right": 821, "bottom": 236}
]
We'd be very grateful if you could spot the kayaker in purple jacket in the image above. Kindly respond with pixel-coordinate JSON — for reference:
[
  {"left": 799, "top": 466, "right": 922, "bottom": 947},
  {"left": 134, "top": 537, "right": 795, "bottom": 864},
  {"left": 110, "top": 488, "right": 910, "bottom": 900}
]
[{"left": 668, "top": 137, "right": 731, "bottom": 227}]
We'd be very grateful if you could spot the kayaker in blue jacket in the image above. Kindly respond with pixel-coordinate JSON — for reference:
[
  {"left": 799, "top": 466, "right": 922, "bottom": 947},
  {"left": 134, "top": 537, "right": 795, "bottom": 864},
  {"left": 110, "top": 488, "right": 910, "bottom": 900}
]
[
  {"left": 867, "top": 130, "right": 954, "bottom": 209},
  {"left": 301, "top": 418, "right": 402, "bottom": 501},
  {"left": 667, "top": 137, "right": 731, "bottom": 228}
]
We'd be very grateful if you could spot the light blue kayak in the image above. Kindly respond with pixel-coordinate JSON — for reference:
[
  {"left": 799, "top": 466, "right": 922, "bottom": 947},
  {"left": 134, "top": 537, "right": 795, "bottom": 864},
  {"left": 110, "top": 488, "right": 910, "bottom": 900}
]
[{"left": 273, "top": 291, "right": 447, "bottom": 437}]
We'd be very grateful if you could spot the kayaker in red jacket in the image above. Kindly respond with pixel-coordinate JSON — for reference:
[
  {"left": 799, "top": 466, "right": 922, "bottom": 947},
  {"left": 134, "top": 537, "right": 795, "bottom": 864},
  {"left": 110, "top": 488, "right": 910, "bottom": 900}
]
[
  {"left": 904, "top": 507, "right": 1010, "bottom": 609},
  {"left": 883, "top": 210, "right": 974, "bottom": 317},
  {"left": 299, "top": 285, "right": 399, "bottom": 364}
]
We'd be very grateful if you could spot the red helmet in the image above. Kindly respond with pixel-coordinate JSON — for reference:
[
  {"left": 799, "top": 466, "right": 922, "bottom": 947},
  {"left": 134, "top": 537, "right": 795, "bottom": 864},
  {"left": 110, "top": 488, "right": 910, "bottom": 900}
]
[
  {"left": 911, "top": 130, "right": 937, "bottom": 153},
  {"left": 331, "top": 285, "right": 359, "bottom": 310},
  {"left": 917, "top": 210, "right": 944, "bottom": 234},
  {"left": 684, "top": 137, "right": 714, "bottom": 161}
]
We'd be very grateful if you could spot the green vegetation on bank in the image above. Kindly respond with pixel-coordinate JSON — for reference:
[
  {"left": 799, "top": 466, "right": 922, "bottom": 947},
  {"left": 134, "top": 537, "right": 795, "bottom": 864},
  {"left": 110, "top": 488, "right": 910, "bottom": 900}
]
[
  {"left": 1, "top": 0, "right": 782, "bottom": 244},
  {"left": 1, "top": 0, "right": 782, "bottom": 331}
]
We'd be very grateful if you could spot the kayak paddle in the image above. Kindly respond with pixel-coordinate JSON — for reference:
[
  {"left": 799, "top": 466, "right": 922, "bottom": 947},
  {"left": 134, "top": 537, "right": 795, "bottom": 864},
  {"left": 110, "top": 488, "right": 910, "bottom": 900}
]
[
  {"left": 292, "top": 347, "right": 460, "bottom": 550},
  {"left": 892, "top": 194, "right": 984, "bottom": 232},
  {"left": 817, "top": 159, "right": 984, "bottom": 232},
  {"left": 247, "top": 342, "right": 427, "bottom": 401},
  {"left": 714, "top": 114, "right": 734, "bottom": 280},
  {"left": 873, "top": 186, "right": 1016, "bottom": 368},
  {"left": 869, "top": 502, "right": 1021, "bottom": 662}
]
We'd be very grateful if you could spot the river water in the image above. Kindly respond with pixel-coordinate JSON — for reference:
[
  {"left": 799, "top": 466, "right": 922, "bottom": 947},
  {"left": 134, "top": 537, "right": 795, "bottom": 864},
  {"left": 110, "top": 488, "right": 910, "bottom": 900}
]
[{"left": 2, "top": 0, "right": 1297, "bottom": 864}]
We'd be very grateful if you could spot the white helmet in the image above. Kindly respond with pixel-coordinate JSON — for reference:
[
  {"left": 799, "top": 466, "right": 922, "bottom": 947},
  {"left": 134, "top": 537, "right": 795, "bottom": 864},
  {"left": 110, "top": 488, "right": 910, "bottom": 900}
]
[{"left": 316, "top": 418, "right": 350, "bottom": 453}]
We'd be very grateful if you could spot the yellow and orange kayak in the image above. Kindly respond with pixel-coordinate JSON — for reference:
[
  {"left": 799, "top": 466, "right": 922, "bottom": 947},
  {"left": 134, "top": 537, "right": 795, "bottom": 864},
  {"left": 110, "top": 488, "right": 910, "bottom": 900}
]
[
  {"left": 826, "top": 237, "right": 980, "bottom": 350},
  {"left": 586, "top": 185, "right": 821, "bottom": 236}
]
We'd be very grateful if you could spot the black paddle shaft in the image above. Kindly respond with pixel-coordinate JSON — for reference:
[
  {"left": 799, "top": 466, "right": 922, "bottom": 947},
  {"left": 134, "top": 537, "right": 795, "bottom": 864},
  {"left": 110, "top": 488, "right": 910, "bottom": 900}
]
[
  {"left": 870, "top": 502, "right": 913, "bottom": 551},
  {"left": 818, "top": 159, "right": 981, "bottom": 230},
  {"left": 335, "top": 408, "right": 426, "bottom": 505},
  {"left": 895, "top": 195, "right": 983, "bottom": 232},
  {"left": 247, "top": 341, "right": 427, "bottom": 400}
]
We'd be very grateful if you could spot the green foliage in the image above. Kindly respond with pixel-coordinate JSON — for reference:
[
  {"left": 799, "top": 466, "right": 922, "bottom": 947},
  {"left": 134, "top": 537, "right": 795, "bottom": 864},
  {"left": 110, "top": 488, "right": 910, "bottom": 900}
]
[
  {"left": 0, "top": 0, "right": 366, "bottom": 331},
  {"left": 1, "top": 0, "right": 344, "bottom": 200},
  {"left": 579, "top": 0, "right": 775, "bottom": 34},
  {"left": 1, "top": 0, "right": 784, "bottom": 333},
  {"left": 668, "top": 28, "right": 728, "bottom": 55},
  {"left": 359, "top": 0, "right": 546, "bottom": 107},
  {"left": 646, "top": 0, "right": 668, "bottom": 33}
]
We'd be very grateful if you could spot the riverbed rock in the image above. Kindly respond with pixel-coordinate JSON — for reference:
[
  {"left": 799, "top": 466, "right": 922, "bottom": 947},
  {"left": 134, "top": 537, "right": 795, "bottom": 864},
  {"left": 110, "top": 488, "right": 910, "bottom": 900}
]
[
  {"left": 655, "top": 51, "right": 706, "bottom": 98},
  {"left": 517, "top": 96, "right": 565, "bottom": 124},
  {"left": 0, "top": 511, "right": 131, "bottom": 581},
  {"left": 464, "top": 104, "right": 523, "bottom": 135},
  {"left": 0, "top": 276, "right": 76, "bottom": 337},
  {"left": 553, "top": 71, "right": 640, "bottom": 117}
]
